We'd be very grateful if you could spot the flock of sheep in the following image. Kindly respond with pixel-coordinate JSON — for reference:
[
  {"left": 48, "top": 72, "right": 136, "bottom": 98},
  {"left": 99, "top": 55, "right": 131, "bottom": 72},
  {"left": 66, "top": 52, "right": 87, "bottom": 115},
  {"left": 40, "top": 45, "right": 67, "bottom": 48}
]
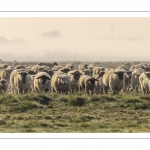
[{"left": 0, "top": 61, "right": 150, "bottom": 95}]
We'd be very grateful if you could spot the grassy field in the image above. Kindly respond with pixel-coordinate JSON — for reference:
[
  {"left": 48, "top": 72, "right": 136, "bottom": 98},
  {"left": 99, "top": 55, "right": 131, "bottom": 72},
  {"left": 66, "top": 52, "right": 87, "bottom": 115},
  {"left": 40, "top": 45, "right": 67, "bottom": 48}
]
[{"left": 0, "top": 91, "right": 150, "bottom": 132}]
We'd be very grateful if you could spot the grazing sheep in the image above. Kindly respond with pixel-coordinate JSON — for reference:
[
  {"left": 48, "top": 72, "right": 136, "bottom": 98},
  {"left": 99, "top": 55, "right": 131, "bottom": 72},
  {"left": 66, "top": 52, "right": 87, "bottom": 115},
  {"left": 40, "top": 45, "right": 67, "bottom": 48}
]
[
  {"left": 139, "top": 72, "right": 150, "bottom": 94},
  {"left": 0, "top": 79, "right": 8, "bottom": 93},
  {"left": 34, "top": 72, "right": 51, "bottom": 92},
  {"left": 10, "top": 70, "right": 32, "bottom": 94},
  {"left": 51, "top": 72, "right": 71, "bottom": 94},
  {"left": 78, "top": 75, "right": 99, "bottom": 95},
  {"left": 130, "top": 68, "right": 144, "bottom": 92},
  {"left": 67, "top": 70, "right": 82, "bottom": 93},
  {"left": 102, "top": 69, "right": 126, "bottom": 95}
]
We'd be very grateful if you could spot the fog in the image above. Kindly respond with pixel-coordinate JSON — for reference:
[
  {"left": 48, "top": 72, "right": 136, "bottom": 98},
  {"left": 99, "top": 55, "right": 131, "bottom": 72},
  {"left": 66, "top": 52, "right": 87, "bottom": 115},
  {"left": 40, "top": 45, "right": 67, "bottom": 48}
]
[{"left": 0, "top": 18, "right": 150, "bottom": 61}]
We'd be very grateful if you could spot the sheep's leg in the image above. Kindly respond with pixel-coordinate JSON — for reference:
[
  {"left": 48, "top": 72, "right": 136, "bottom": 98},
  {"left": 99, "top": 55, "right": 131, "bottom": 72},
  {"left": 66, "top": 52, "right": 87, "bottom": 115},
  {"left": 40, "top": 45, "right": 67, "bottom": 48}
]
[{"left": 135, "top": 87, "right": 139, "bottom": 93}]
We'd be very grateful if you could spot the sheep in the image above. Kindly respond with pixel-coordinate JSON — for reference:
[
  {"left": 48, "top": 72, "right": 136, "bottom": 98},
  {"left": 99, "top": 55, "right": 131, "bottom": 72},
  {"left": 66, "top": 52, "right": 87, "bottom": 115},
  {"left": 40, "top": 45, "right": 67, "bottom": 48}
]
[
  {"left": 0, "top": 79, "right": 8, "bottom": 93},
  {"left": 14, "top": 65, "right": 25, "bottom": 69},
  {"left": 67, "top": 70, "right": 82, "bottom": 93},
  {"left": 0, "top": 68, "right": 13, "bottom": 85},
  {"left": 30, "top": 65, "right": 41, "bottom": 73},
  {"left": 102, "top": 69, "right": 126, "bottom": 95},
  {"left": 10, "top": 69, "right": 32, "bottom": 94},
  {"left": 123, "top": 71, "right": 132, "bottom": 92},
  {"left": 139, "top": 72, "right": 150, "bottom": 94},
  {"left": 58, "top": 67, "right": 70, "bottom": 73},
  {"left": 37, "top": 65, "right": 50, "bottom": 72},
  {"left": 51, "top": 65, "right": 63, "bottom": 71},
  {"left": 34, "top": 72, "right": 51, "bottom": 92},
  {"left": 37, "top": 62, "right": 58, "bottom": 69},
  {"left": 82, "top": 69, "right": 92, "bottom": 76},
  {"left": 92, "top": 71, "right": 105, "bottom": 94},
  {"left": 92, "top": 66, "right": 105, "bottom": 75},
  {"left": 130, "top": 68, "right": 144, "bottom": 92},
  {"left": 78, "top": 75, "right": 99, "bottom": 95},
  {"left": 51, "top": 71, "right": 71, "bottom": 94},
  {"left": 0, "top": 64, "right": 9, "bottom": 69},
  {"left": 78, "top": 63, "right": 88, "bottom": 71}
]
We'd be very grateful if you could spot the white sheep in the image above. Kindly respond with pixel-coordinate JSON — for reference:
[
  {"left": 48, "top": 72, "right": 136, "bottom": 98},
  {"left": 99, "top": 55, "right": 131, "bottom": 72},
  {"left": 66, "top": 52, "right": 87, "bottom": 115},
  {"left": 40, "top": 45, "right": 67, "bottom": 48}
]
[
  {"left": 51, "top": 71, "right": 71, "bottom": 94},
  {"left": 130, "top": 68, "right": 144, "bottom": 92},
  {"left": 34, "top": 72, "right": 51, "bottom": 92},
  {"left": 78, "top": 75, "right": 99, "bottom": 95},
  {"left": 10, "top": 69, "right": 32, "bottom": 94},
  {"left": 67, "top": 70, "right": 82, "bottom": 93},
  {"left": 102, "top": 69, "right": 126, "bottom": 95},
  {"left": 139, "top": 72, "right": 150, "bottom": 94}
]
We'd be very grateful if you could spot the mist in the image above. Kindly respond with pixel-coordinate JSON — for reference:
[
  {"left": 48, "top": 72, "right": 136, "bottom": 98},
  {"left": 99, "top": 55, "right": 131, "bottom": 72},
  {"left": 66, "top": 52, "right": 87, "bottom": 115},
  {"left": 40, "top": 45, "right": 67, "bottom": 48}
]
[{"left": 0, "top": 18, "right": 150, "bottom": 62}]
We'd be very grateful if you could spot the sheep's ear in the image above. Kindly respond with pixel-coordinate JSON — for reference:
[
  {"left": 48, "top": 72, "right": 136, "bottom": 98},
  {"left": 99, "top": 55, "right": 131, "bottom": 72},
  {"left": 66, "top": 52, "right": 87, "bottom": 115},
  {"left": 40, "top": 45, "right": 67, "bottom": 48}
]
[
  {"left": 46, "top": 76, "right": 51, "bottom": 80},
  {"left": 36, "top": 76, "right": 42, "bottom": 79}
]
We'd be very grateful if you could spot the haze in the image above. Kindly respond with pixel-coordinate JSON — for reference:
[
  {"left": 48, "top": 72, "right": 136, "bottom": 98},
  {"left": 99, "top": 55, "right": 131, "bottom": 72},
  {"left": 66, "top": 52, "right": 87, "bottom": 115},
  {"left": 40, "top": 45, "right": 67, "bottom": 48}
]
[{"left": 0, "top": 17, "right": 150, "bottom": 61}]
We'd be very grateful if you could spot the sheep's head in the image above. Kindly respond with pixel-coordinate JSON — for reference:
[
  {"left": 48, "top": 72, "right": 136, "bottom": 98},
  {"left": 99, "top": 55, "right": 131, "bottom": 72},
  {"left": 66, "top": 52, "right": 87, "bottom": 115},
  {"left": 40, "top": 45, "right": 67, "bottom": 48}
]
[
  {"left": 144, "top": 72, "right": 150, "bottom": 79},
  {"left": 36, "top": 75, "right": 51, "bottom": 85},
  {"left": 87, "top": 77, "right": 99, "bottom": 85},
  {"left": 70, "top": 71, "right": 81, "bottom": 81},
  {"left": 99, "top": 71, "right": 105, "bottom": 77},
  {"left": 58, "top": 76, "right": 70, "bottom": 85},
  {"left": 18, "top": 71, "right": 28, "bottom": 84},
  {"left": 0, "top": 79, "right": 7, "bottom": 86},
  {"left": 114, "top": 70, "right": 126, "bottom": 80},
  {"left": 59, "top": 67, "right": 70, "bottom": 73}
]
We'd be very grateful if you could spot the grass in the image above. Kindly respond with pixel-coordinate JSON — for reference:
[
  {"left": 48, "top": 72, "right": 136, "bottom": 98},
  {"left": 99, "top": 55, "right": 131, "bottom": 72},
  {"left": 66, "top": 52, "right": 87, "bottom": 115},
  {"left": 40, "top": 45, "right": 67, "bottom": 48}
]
[{"left": 0, "top": 91, "right": 150, "bottom": 132}]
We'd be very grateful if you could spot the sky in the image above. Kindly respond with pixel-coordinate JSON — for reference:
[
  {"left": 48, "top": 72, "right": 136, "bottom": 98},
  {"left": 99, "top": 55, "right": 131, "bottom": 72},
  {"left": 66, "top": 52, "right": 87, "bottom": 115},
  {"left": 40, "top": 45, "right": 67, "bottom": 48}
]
[{"left": 0, "top": 17, "right": 150, "bottom": 61}]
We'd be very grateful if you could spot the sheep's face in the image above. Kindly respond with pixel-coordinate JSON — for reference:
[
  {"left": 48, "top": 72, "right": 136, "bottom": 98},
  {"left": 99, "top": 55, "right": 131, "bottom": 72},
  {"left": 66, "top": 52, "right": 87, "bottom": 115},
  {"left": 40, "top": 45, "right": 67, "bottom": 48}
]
[
  {"left": 58, "top": 76, "right": 69, "bottom": 85},
  {"left": 114, "top": 72, "right": 124, "bottom": 80},
  {"left": 60, "top": 68, "right": 70, "bottom": 73},
  {"left": 99, "top": 71, "right": 105, "bottom": 77},
  {"left": 88, "top": 78, "right": 99, "bottom": 86},
  {"left": 18, "top": 72, "right": 28, "bottom": 84},
  {"left": 0, "top": 79, "right": 7, "bottom": 86},
  {"left": 28, "top": 70, "right": 36, "bottom": 75},
  {"left": 70, "top": 71, "right": 81, "bottom": 81},
  {"left": 144, "top": 72, "right": 150, "bottom": 79},
  {"left": 36, "top": 75, "right": 51, "bottom": 85}
]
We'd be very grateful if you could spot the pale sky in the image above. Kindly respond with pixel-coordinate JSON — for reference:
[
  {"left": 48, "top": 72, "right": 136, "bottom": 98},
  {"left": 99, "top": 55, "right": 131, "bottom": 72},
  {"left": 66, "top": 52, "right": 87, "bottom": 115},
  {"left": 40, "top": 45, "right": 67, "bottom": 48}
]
[{"left": 0, "top": 18, "right": 150, "bottom": 61}]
